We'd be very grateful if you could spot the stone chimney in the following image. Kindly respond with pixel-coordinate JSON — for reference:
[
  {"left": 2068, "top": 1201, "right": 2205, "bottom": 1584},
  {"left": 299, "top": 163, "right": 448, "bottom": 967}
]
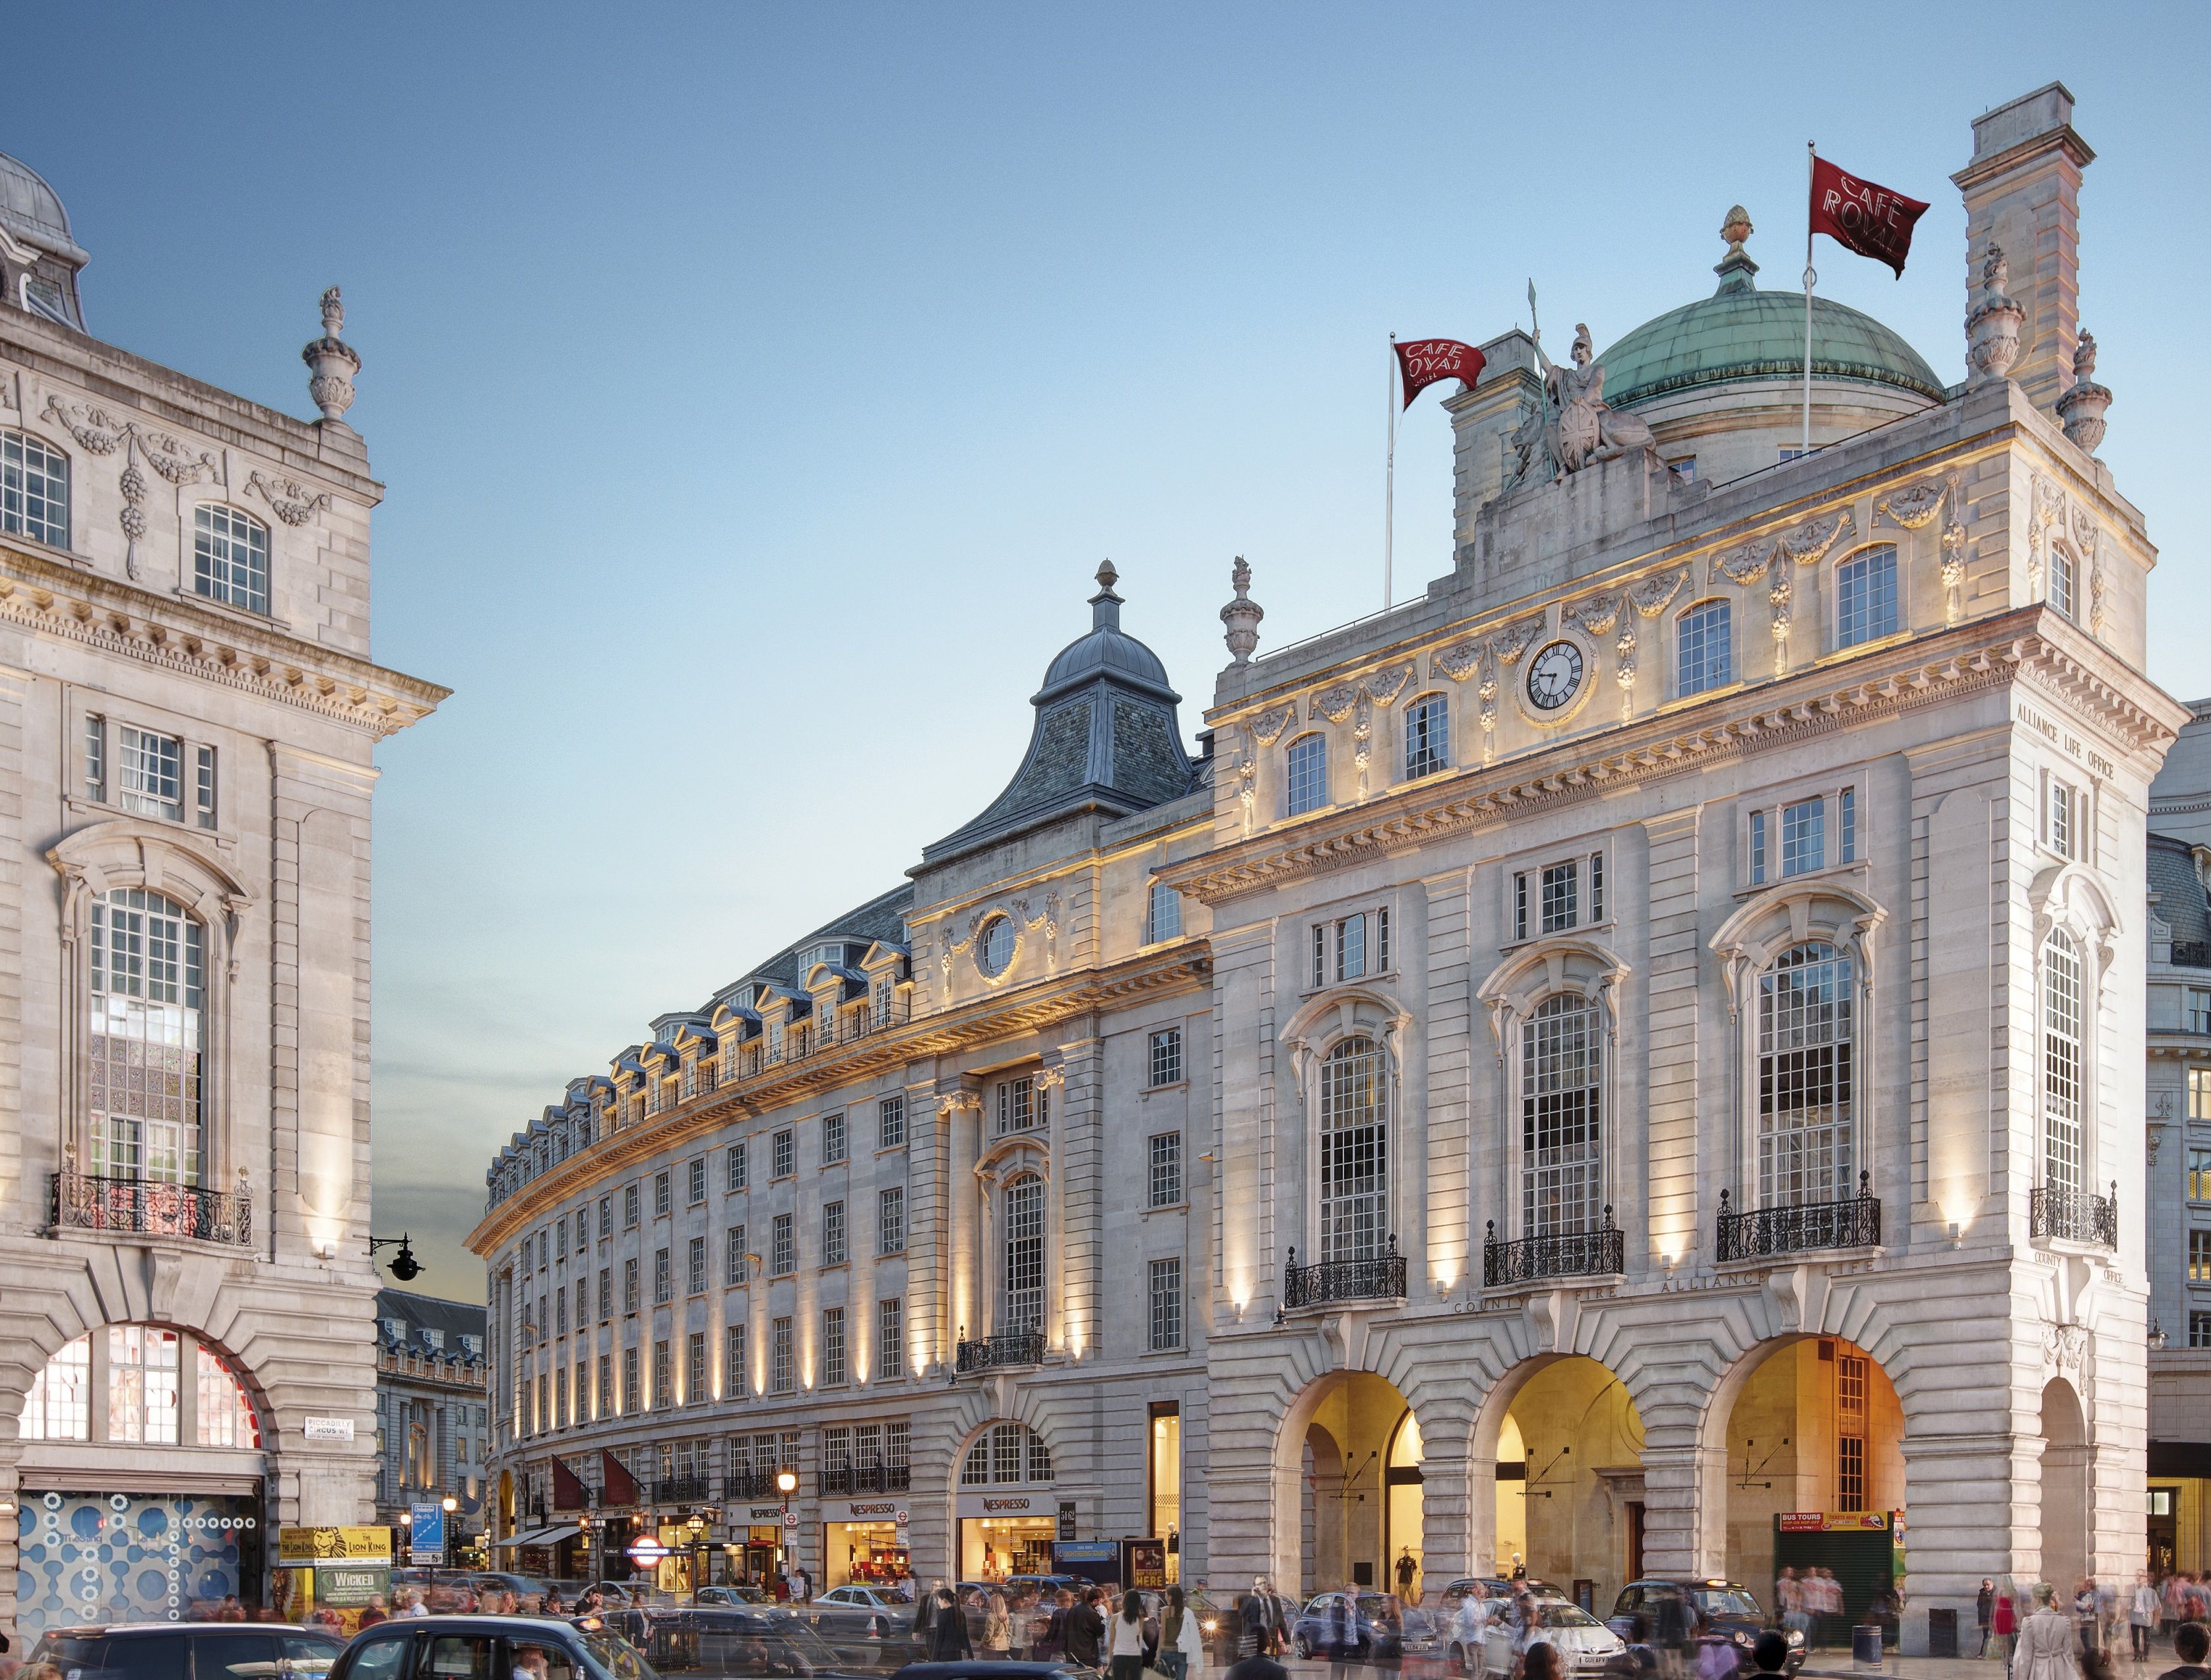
[{"left": 1950, "top": 82, "right": 2093, "bottom": 418}]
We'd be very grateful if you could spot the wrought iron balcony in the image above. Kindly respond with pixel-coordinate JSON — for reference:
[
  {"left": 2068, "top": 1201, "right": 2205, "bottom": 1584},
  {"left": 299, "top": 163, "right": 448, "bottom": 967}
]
[
  {"left": 2031, "top": 1182, "right": 2117, "bottom": 1247},
  {"left": 1283, "top": 1235, "right": 1407, "bottom": 1310},
  {"left": 648, "top": 1475, "right": 713, "bottom": 1505},
  {"left": 820, "top": 1464, "right": 913, "bottom": 1495},
  {"left": 2171, "top": 940, "right": 2211, "bottom": 969},
  {"left": 51, "top": 1167, "right": 252, "bottom": 1247},
  {"left": 1716, "top": 1175, "right": 1880, "bottom": 1262},
  {"left": 724, "top": 1470, "right": 781, "bottom": 1501},
  {"left": 955, "top": 1328, "right": 1044, "bottom": 1373},
  {"left": 1483, "top": 1209, "right": 1625, "bottom": 1287}
]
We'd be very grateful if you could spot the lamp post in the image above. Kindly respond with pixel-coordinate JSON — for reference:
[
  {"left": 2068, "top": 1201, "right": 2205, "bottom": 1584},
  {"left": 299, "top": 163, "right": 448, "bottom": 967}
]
[
  {"left": 777, "top": 1470, "right": 797, "bottom": 1585},
  {"left": 442, "top": 1494, "right": 459, "bottom": 1569}
]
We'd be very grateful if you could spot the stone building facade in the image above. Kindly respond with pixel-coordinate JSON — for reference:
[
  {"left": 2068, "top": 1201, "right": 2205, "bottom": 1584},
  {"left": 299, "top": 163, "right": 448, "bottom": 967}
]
[
  {"left": 373, "top": 1289, "right": 490, "bottom": 1544},
  {"left": 0, "top": 153, "right": 445, "bottom": 1635},
  {"left": 475, "top": 82, "right": 2172, "bottom": 1648},
  {"left": 2142, "top": 705, "right": 2211, "bottom": 1572}
]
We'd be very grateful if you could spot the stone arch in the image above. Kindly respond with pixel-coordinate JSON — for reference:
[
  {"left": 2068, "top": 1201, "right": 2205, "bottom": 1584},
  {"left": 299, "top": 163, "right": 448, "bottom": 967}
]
[{"left": 2039, "top": 1376, "right": 2088, "bottom": 1592}]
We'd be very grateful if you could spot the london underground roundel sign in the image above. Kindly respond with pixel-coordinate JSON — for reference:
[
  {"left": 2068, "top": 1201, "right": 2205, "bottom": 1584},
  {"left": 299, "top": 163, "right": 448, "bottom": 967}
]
[{"left": 627, "top": 1537, "right": 672, "bottom": 1566}]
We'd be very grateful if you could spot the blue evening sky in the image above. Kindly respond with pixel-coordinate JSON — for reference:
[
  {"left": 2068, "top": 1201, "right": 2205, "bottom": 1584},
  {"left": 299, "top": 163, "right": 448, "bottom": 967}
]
[{"left": 11, "top": 5, "right": 2205, "bottom": 1299}]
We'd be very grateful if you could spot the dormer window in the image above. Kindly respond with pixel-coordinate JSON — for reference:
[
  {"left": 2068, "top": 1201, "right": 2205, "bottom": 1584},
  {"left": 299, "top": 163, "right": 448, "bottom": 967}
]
[
  {"left": 422, "top": 1328, "right": 445, "bottom": 1351},
  {"left": 22, "top": 273, "right": 69, "bottom": 325}
]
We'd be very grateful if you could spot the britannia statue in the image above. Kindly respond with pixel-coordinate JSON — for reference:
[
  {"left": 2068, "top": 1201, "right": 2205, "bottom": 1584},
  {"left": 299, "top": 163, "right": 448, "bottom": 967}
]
[{"left": 1532, "top": 321, "right": 1657, "bottom": 475}]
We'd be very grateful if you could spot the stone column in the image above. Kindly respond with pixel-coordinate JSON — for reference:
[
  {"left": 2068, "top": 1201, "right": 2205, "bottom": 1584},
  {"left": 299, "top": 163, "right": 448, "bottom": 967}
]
[
  {"left": 945, "top": 1092, "right": 980, "bottom": 1359},
  {"left": 1641, "top": 810, "right": 1704, "bottom": 1270},
  {"left": 1056, "top": 1032, "right": 1103, "bottom": 1358},
  {"left": 1417, "top": 1409, "right": 1477, "bottom": 1583},
  {"left": 1898, "top": 1431, "right": 2027, "bottom": 1656},
  {"left": 1638, "top": 1436, "right": 1725, "bottom": 1580}
]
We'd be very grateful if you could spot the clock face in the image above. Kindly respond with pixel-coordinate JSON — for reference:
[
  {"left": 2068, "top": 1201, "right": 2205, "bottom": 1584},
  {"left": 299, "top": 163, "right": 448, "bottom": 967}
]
[{"left": 1527, "top": 639, "right": 1585, "bottom": 711}]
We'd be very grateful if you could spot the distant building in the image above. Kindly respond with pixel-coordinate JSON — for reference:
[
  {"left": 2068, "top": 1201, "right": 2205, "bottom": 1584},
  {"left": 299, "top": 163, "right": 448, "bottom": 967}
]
[
  {"left": 2144, "top": 702, "right": 2211, "bottom": 1571},
  {"left": 373, "top": 1289, "right": 491, "bottom": 1545},
  {"left": 0, "top": 150, "right": 445, "bottom": 1638}
]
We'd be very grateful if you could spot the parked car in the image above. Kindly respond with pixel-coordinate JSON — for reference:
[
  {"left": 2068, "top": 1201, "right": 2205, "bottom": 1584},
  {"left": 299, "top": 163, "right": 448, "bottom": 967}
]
[
  {"left": 815, "top": 1582, "right": 916, "bottom": 1638},
  {"left": 465, "top": 1570, "right": 551, "bottom": 1611},
  {"left": 331, "top": 1614, "right": 653, "bottom": 1680},
  {"left": 695, "top": 1584, "right": 777, "bottom": 1607},
  {"left": 1606, "top": 1581, "right": 1803, "bottom": 1677},
  {"left": 593, "top": 1605, "right": 861, "bottom": 1675},
  {"left": 32, "top": 1623, "right": 346, "bottom": 1679},
  {"left": 1289, "top": 1592, "right": 1409, "bottom": 1660},
  {"left": 1477, "top": 1592, "right": 1627, "bottom": 1679},
  {"left": 587, "top": 1580, "right": 677, "bottom": 1609}
]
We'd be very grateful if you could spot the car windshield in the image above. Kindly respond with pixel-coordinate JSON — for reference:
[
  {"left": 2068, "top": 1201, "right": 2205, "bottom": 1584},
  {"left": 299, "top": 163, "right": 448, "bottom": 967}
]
[
  {"left": 1693, "top": 1588, "right": 1762, "bottom": 1619},
  {"left": 607, "top": 1609, "right": 847, "bottom": 1677},
  {"left": 583, "top": 1630, "right": 664, "bottom": 1680},
  {"left": 1531, "top": 1599, "right": 1603, "bottom": 1629}
]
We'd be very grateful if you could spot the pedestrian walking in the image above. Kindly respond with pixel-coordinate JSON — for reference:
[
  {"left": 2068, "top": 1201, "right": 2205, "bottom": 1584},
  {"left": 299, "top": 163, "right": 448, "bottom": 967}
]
[
  {"left": 1068, "top": 1586, "right": 1106, "bottom": 1669},
  {"left": 928, "top": 1586, "right": 974, "bottom": 1662},
  {"left": 2020, "top": 1585, "right": 2082, "bottom": 1680},
  {"left": 1397, "top": 1549, "right": 1419, "bottom": 1605},
  {"left": 1993, "top": 1582, "right": 2018, "bottom": 1675},
  {"left": 1109, "top": 1589, "right": 1149, "bottom": 1680},
  {"left": 1979, "top": 1581, "right": 1997, "bottom": 1658},
  {"left": 983, "top": 1590, "right": 1011, "bottom": 1658},
  {"left": 2134, "top": 1575, "right": 2161, "bottom": 1664}
]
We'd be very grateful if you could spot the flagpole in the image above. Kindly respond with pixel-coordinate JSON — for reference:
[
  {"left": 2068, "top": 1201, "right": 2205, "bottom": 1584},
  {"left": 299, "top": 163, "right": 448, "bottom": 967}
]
[
  {"left": 1385, "top": 333, "right": 1396, "bottom": 610},
  {"left": 1803, "top": 141, "right": 1816, "bottom": 459}
]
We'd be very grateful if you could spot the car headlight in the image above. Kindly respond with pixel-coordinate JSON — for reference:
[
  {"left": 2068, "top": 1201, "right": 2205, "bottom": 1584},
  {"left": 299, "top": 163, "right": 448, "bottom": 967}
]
[
  {"left": 1787, "top": 1631, "right": 1805, "bottom": 1647},
  {"left": 1202, "top": 1621, "right": 1219, "bottom": 1634}
]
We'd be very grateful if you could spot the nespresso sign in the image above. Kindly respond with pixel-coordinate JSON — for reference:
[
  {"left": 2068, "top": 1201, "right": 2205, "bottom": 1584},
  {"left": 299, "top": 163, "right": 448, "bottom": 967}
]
[{"left": 956, "top": 1492, "right": 1050, "bottom": 1518}]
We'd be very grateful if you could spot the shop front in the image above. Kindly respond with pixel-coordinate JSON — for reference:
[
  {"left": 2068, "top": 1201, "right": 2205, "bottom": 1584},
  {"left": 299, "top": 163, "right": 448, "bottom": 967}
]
[
  {"left": 823, "top": 1499, "right": 909, "bottom": 1589},
  {"left": 728, "top": 1504, "right": 793, "bottom": 1586},
  {"left": 271, "top": 1526, "right": 392, "bottom": 1639},
  {"left": 16, "top": 1489, "right": 266, "bottom": 1634},
  {"left": 957, "top": 1491, "right": 1056, "bottom": 1581}
]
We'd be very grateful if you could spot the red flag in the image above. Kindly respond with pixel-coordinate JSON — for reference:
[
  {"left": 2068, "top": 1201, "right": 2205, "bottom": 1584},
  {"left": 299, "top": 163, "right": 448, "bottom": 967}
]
[
  {"left": 1809, "top": 155, "right": 1929, "bottom": 277},
  {"left": 600, "top": 1448, "right": 638, "bottom": 1508},
  {"left": 552, "top": 1456, "right": 589, "bottom": 1512},
  {"left": 1394, "top": 338, "right": 1485, "bottom": 409}
]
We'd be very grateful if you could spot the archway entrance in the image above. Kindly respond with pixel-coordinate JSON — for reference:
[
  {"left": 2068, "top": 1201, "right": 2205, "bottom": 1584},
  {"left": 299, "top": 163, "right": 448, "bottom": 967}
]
[
  {"left": 1719, "top": 1336, "right": 1904, "bottom": 1635},
  {"left": 2040, "top": 1378, "right": 2088, "bottom": 1592},
  {"left": 1291, "top": 1372, "right": 1421, "bottom": 1599},
  {"left": 1489, "top": 1357, "right": 1644, "bottom": 1613}
]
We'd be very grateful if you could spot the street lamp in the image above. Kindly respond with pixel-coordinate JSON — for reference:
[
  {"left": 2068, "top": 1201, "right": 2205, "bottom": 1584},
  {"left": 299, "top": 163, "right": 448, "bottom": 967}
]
[
  {"left": 442, "top": 1494, "right": 459, "bottom": 1568},
  {"left": 777, "top": 1470, "right": 797, "bottom": 1579}
]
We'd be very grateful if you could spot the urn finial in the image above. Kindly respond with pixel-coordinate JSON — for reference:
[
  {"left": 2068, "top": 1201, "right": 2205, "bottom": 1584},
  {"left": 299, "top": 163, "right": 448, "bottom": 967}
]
[
  {"left": 1221, "top": 555, "right": 1264, "bottom": 666},
  {"left": 2055, "top": 327, "right": 2113, "bottom": 455},
  {"left": 1965, "top": 241, "right": 2025, "bottom": 387},
  {"left": 302, "top": 284, "right": 362, "bottom": 424}
]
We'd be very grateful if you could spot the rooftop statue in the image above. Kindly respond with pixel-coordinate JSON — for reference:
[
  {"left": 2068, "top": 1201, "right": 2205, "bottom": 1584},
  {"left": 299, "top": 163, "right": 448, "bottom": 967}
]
[{"left": 1533, "top": 320, "right": 1657, "bottom": 475}]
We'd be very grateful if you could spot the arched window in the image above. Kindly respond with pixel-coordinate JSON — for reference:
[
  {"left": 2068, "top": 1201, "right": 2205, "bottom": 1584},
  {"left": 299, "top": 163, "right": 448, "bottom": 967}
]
[
  {"left": 2049, "top": 544, "right": 2077, "bottom": 621},
  {"left": 1677, "top": 600, "right": 1732, "bottom": 696},
  {"left": 1, "top": 428, "right": 69, "bottom": 549},
  {"left": 960, "top": 1419, "right": 1054, "bottom": 1485},
  {"left": 1835, "top": 545, "right": 1899, "bottom": 648},
  {"left": 1002, "top": 1172, "right": 1044, "bottom": 1332},
  {"left": 1285, "top": 733, "right": 1328, "bottom": 816},
  {"left": 193, "top": 505, "right": 271, "bottom": 616},
  {"left": 2043, "top": 930, "right": 2084, "bottom": 1195},
  {"left": 1758, "top": 942, "right": 1855, "bottom": 1205},
  {"left": 1522, "top": 994, "right": 1601, "bottom": 1233},
  {"left": 1403, "top": 693, "right": 1449, "bottom": 780},
  {"left": 1319, "top": 1037, "right": 1387, "bottom": 1262},
  {"left": 89, "top": 888, "right": 205, "bottom": 1186},
  {"left": 20, "top": 1326, "right": 259, "bottom": 1447}
]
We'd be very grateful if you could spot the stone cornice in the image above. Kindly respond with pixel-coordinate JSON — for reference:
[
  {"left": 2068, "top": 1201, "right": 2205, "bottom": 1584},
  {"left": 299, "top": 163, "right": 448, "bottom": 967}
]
[
  {"left": 1168, "top": 606, "right": 2187, "bottom": 907},
  {"left": 0, "top": 535, "right": 447, "bottom": 738},
  {"left": 465, "top": 940, "right": 1213, "bottom": 1254}
]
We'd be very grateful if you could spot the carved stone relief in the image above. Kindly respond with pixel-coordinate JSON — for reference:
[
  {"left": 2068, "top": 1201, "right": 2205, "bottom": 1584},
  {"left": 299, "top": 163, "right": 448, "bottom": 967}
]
[
  {"left": 246, "top": 470, "right": 333, "bottom": 527},
  {"left": 42, "top": 395, "right": 221, "bottom": 581},
  {"left": 1250, "top": 704, "right": 1295, "bottom": 746},
  {"left": 1711, "top": 538, "right": 1775, "bottom": 587}
]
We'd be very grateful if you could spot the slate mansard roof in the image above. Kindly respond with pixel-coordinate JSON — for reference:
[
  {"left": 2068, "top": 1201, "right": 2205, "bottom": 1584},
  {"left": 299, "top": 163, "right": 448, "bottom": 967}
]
[
  {"left": 922, "top": 563, "right": 1192, "bottom": 868},
  {"left": 2150, "top": 832, "right": 2211, "bottom": 966}
]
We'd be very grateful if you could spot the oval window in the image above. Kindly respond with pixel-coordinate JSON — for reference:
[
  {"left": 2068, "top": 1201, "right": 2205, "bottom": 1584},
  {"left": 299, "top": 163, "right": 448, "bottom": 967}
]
[{"left": 976, "top": 915, "right": 1016, "bottom": 978}]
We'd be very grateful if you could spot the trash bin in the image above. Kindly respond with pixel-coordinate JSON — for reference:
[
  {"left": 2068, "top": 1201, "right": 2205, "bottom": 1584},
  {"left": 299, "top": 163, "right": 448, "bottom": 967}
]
[
  {"left": 1853, "top": 1623, "right": 1884, "bottom": 1669},
  {"left": 1928, "top": 1607, "right": 1958, "bottom": 1658}
]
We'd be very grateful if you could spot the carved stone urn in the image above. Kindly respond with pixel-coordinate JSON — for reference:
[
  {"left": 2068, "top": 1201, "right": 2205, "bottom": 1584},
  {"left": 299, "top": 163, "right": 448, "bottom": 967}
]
[
  {"left": 301, "top": 285, "right": 362, "bottom": 423},
  {"left": 1220, "top": 556, "right": 1264, "bottom": 666},
  {"left": 1965, "top": 242, "right": 2025, "bottom": 385},
  {"left": 2055, "top": 329, "right": 2113, "bottom": 453}
]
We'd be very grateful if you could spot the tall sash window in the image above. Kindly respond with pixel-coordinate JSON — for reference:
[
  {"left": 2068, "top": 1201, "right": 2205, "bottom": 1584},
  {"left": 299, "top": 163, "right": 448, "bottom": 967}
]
[
  {"left": 1522, "top": 994, "right": 1602, "bottom": 1233},
  {"left": 1318, "top": 1037, "right": 1388, "bottom": 1261},
  {"left": 2042, "top": 930, "right": 2084, "bottom": 1196},
  {"left": 1001, "top": 1172, "right": 1044, "bottom": 1332},
  {"left": 89, "top": 888, "right": 205, "bottom": 1184},
  {"left": 1758, "top": 942, "right": 1854, "bottom": 1204}
]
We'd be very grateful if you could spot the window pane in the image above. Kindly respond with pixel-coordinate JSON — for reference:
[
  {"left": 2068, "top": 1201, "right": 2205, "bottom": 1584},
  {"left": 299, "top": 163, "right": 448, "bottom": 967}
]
[
  {"left": 1781, "top": 798, "right": 1825, "bottom": 877},
  {"left": 1677, "top": 600, "right": 1732, "bottom": 696},
  {"left": 1758, "top": 943, "right": 1855, "bottom": 1206},
  {"left": 2043, "top": 932, "right": 2084, "bottom": 1195},
  {"left": 1404, "top": 694, "right": 1449, "bottom": 780},
  {"left": 1285, "top": 734, "right": 1328, "bottom": 816},
  {"left": 193, "top": 505, "right": 271, "bottom": 616},
  {"left": 1319, "top": 1037, "right": 1387, "bottom": 1262},
  {"left": 1, "top": 429, "right": 71, "bottom": 549},
  {"left": 1835, "top": 545, "right": 1898, "bottom": 649},
  {"left": 1522, "top": 995, "right": 1602, "bottom": 1234},
  {"left": 1002, "top": 1174, "right": 1044, "bottom": 1330}
]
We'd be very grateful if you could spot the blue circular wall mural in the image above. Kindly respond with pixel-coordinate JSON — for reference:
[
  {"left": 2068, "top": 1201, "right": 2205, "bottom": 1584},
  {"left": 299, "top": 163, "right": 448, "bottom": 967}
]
[{"left": 16, "top": 1493, "right": 257, "bottom": 1635}]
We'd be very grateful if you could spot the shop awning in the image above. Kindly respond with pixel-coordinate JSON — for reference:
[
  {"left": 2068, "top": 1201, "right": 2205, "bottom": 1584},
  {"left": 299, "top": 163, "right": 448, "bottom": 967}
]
[{"left": 494, "top": 1525, "right": 575, "bottom": 1550}]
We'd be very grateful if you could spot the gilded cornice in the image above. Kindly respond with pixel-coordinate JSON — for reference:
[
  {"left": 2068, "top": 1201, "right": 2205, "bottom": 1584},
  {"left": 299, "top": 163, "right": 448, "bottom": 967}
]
[
  {"left": 1169, "top": 606, "right": 2185, "bottom": 907},
  {"left": 466, "top": 939, "right": 1213, "bottom": 1254},
  {"left": 0, "top": 536, "right": 446, "bottom": 737}
]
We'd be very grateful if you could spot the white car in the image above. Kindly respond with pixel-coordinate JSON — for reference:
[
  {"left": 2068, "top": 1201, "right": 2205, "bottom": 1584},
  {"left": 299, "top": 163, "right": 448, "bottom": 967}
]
[
  {"left": 812, "top": 1582, "right": 912, "bottom": 1638},
  {"left": 1483, "top": 1596, "right": 1628, "bottom": 1679}
]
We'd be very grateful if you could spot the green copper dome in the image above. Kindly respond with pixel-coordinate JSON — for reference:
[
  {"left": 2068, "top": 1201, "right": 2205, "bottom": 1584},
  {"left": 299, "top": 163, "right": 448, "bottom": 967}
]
[{"left": 1597, "top": 245, "right": 1947, "bottom": 410}]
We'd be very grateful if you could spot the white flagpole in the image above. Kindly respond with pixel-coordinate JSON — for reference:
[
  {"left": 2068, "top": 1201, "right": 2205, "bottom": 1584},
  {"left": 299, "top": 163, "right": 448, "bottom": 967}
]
[
  {"left": 1803, "top": 141, "right": 1816, "bottom": 458},
  {"left": 1385, "top": 334, "right": 1397, "bottom": 610}
]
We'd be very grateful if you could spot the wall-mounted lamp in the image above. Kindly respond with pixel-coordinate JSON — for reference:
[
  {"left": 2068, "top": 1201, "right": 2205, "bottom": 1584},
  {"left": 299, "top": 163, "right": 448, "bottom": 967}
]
[
  {"left": 2151, "top": 1320, "right": 2169, "bottom": 1351},
  {"left": 369, "top": 1234, "right": 421, "bottom": 1281},
  {"left": 1946, "top": 1221, "right": 1962, "bottom": 1250},
  {"left": 315, "top": 1240, "right": 337, "bottom": 1261}
]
